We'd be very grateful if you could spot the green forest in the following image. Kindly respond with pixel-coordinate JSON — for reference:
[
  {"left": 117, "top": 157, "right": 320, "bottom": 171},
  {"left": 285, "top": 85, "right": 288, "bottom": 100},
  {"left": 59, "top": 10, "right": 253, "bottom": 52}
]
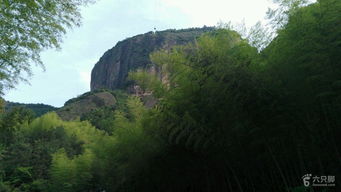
[{"left": 0, "top": 0, "right": 340, "bottom": 191}]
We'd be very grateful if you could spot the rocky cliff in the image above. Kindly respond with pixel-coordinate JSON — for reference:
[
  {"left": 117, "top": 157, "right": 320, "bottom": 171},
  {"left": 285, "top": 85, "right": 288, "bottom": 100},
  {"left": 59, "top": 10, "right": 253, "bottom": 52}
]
[{"left": 90, "top": 27, "right": 215, "bottom": 91}]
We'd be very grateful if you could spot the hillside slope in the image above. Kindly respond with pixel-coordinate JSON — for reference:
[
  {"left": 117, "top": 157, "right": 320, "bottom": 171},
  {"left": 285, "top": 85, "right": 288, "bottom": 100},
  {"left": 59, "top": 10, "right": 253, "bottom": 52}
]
[
  {"left": 4, "top": 101, "right": 57, "bottom": 117},
  {"left": 56, "top": 90, "right": 117, "bottom": 121}
]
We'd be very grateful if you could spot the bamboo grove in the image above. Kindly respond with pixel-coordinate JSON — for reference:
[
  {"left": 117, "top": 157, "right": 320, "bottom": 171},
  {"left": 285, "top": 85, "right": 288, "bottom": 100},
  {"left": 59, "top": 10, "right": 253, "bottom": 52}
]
[{"left": 0, "top": 0, "right": 340, "bottom": 191}]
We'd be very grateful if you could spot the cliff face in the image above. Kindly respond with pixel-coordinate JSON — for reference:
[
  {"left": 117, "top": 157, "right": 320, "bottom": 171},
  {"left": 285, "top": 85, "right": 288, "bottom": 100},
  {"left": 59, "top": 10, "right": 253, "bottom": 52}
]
[{"left": 90, "top": 27, "right": 214, "bottom": 91}]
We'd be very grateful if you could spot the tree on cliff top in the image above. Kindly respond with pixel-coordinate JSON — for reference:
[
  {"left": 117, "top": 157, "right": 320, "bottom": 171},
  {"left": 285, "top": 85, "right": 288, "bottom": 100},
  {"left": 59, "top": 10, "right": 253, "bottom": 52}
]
[{"left": 0, "top": 0, "right": 96, "bottom": 94}]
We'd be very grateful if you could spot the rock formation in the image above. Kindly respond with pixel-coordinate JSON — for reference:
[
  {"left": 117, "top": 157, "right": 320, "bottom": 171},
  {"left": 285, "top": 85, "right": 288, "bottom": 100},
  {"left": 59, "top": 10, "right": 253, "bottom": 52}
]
[{"left": 90, "top": 27, "right": 214, "bottom": 91}]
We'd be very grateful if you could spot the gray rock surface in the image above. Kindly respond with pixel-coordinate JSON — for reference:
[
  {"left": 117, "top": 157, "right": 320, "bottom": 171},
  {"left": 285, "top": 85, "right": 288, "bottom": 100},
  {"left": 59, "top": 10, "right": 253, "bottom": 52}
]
[{"left": 90, "top": 27, "right": 215, "bottom": 91}]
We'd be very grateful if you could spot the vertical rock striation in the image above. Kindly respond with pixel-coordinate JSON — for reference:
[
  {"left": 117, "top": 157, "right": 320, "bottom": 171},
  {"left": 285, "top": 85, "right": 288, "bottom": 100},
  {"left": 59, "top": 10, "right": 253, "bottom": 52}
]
[{"left": 90, "top": 27, "right": 215, "bottom": 91}]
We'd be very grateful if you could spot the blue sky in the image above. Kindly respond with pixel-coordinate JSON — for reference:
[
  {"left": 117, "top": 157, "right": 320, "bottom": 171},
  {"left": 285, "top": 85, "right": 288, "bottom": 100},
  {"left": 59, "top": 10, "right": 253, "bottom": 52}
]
[{"left": 4, "top": 0, "right": 273, "bottom": 107}]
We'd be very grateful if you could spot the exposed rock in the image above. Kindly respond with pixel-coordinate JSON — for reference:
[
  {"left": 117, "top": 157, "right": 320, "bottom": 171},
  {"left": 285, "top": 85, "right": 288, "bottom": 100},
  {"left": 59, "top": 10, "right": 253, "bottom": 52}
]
[{"left": 90, "top": 27, "right": 215, "bottom": 91}]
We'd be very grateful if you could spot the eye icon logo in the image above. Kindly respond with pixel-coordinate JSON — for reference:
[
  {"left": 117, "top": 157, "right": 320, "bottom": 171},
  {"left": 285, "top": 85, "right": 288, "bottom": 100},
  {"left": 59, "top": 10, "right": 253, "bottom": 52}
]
[{"left": 302, "top": 174, "right": 312, "bottom": 187}]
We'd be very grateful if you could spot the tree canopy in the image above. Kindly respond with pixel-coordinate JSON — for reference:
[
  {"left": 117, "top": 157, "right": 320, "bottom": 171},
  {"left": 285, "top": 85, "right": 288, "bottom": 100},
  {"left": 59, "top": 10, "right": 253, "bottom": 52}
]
[
  {"left": 0, "top": 0, "right": 340, "bottom": 191},
  {"left": 0, "top": 0, "right": 95, "bottom": 93}
]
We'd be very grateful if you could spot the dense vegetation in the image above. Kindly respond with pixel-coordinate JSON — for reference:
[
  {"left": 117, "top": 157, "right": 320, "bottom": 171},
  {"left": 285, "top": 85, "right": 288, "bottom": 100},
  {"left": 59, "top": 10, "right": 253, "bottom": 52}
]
[
  {"left": 56, "top": 89, "right": 127, "bottom": 122},
  {"left": 5, "top": 102, "right": 57, "bottom": 117},
  {"left": 0, "top": 0, "right": 340, "bottom": 191}
]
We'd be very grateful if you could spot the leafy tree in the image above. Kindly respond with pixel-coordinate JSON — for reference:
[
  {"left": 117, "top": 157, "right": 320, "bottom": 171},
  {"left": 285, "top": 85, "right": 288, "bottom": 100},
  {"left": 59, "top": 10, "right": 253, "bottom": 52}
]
[
  {"left": 0, "top": 112, "right": 103, "bottom": 191},
  {"left": 50, "top": 149, "right": 94, "bottom": 192},
  {"left": 129, "top": 2, "right": 341, "bottom": 187},
  {"left": 130, "top": 29, "right": 271, "bottom": 191},
  {"left": 80, "top": 107, "right": 116, "bottom": 133},
  {"left": 0, "top": 107, "right": 34, "bottom": 145},
  {"left": 0, "top": 98, "right": 5, "bottom": 113},
  {"left": 1, "top": 1, "right": 340, "bottom": 191},
  {"left": 87, "top": 97, "right": 163, "bottom": 191},
  {"left": 262, "top": 0, "right": 341, "bottom": 182},
  {"left": 266, "top": 0, "right": 312, "bottom": 30},
  {"left": 5, "top": 102, "right": 57, "bottom": 117},
  {"left": 0, "top": 0, "right": 95, "bottom": 93}
]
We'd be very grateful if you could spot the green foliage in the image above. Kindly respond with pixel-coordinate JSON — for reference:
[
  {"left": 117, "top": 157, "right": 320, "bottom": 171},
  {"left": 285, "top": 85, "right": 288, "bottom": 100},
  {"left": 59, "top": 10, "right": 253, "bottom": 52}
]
[
  {"left": 78, "top": 90, "right": 131, "bottom": 134},
  {"left": 1, "top": 1, "right": 341, "bottom": 191},
  {"left": 0, "top": 0, "right": 96, "bottom": 93},
  {"left": 132, "top": 29, "right": 260, "bottom": 150},
  {"left": 127, "top": 2, "right": 341, "bottom": 189},
  {"left": 91, "top": 27, "right": 216, "bottom": 90},
  {"left": 89, "top": 97, "right": 163, "bottom": 191},
  {"left": 64, "top": 89, "right": 118, "bottom": 106},
  {"left": 80, "top": 107, "right": 116, "bottom": 133},
  {"left": 266, "top": 0, "right": 311, "bottom": 29},
  {"left": 35, "top": 97, "right": 162, "bottom": 192},
  {"left": 38, "top": 113, "right": 106, "bottom": 191},
  {"left": 260, "top": 0, "right": 341, "bottom": 186},
  {"left": 128, "top": 70, "right": 165, "bottom": 97},
  {"left": 0, "top": 98, "right": 5, "bottom": 113},
  {"left": 50, "top": 149, "right": 94, "bottom": 192},
  {"left": 0, "top": 107, "right": 34, "bottom": 145},
  {"left": 0, "top": 112, "right": 105, "bottom": 191},
  {"left": 129, "top": 30, "right": 272, "bottom": 191},
  {"left": 4, "top": 102, "right": 57, "bottom": 117}
]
